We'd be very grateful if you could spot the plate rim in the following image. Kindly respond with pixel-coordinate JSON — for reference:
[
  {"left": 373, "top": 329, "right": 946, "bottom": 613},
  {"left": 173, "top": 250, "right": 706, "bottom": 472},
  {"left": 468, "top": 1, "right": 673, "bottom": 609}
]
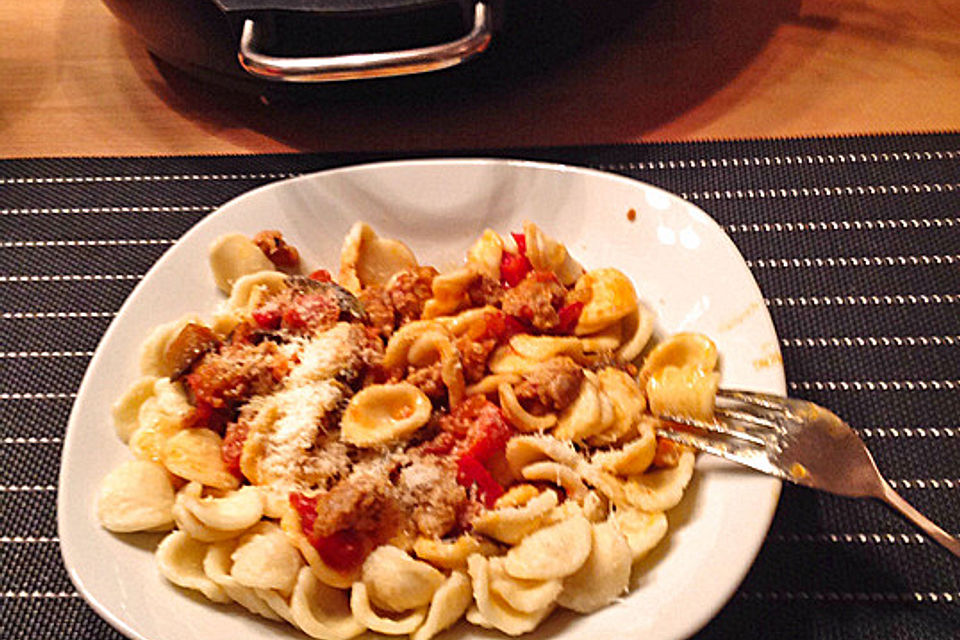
[{"left": 57, "top": 157, "right": 783, "bottom": 640}]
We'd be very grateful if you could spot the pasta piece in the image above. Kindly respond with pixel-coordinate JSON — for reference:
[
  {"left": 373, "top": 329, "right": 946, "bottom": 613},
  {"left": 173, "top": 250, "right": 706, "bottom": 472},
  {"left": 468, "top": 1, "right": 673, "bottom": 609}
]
[
  {"left": 340, "top": 383, "right": 432, "bottom": 447},
  {"left": 156, "top": 531, "right": 230, "bottom": 603},
  {"left": 290, "top": 566, "right": 365, "bottom": 639},
  {"left": 494, "top": 484, "right": 541, "bottom": 509},
  {"left": 555, "top": 520, "right": 632, "bottom": 613},
  {"left": 488, "top": 557, "right": 563, "bottom": 614},
  {"left": 409, "top": 331, "right": 466, "bottom": 406},
  {"left": 435, "top": 306, "right": 499, "bottom": 337},
  {"left": 611, "top": 508, "right": 669, "bottom": 561},
  {"left": 498, "top": 382, "right": 557, "bottom": 432},
  {"left": 486, "top": 346, "right": 541, "bottom": 376},
  {"left": 587, "top": 368, "right": 646, "bottom": 446},
  {"left": 226, "top": 270, "right": 287, "bottom": 312},
  {"left": 230, "top": 521, "right": 303, "bottom": 594},
  {"left": 209, "top": 232, "right": 276, "bottom": 294},
  {"left": 591, "top": 420, "right": 657, "bottom": 476},
  {"left": 96, "top": 460, "right": 175, "bottom": 533},
  {"left": 350, "top": 582, "right": 427, "bottom": 635},
  {"left": 592, "top": 450, "right": 696, "bottom": 512},
  {"left": 411, "top": 570, "right": 472, "bottom": 640},
  {"left": 471, "top": 489, "right": 559, "bottom": 545},
  {"left": 466, "top": 373, "right": 521, "bottom": 397},
  {"left": 362, "top": 545, "right": 445, "bottom": 612},
  {"left": 204, "top": 540, "right": 282, "bottom": 620},
  {"left": 552, "top": 371, "right": 604, "bottom": 441},
  {"left": 255, "top": 588, "right": 296, "bottom": 624},
  {"left": 110, "top": 375, "right": 158, "bottom": 443},
  {"left": 172, "top": 483, "right": 245, "bottom": 542},
  {"left": 597, "top": 386, "right": 617, "bottom": 434},
  {"left": 179, "top": 484, "right": 264, "bottom": 532},
  {"left": 467, "top": 554, "right": 555, "bottom": 636},
  {"left": 421, "top": 266, "right": 477, "bottom": 319},
  {"left": 520, "top": 461, "right": 588, "bottom": 501},
  {"left": 616, "top": 305, "right": 656, "bottom": 363},
  {"left": 503, "top": 513, "right": 592, "bottom": 581},
  {"left": 646, "top": 364, "right": 720, "bottom": 422},
  {"left": 339, "top": 222, "right": 418, "bottom": 293},
  {"left": 572, "top": 268, "right": 638, "bottom": 336},
  {"left": 128, "top": 387, "right": 187, "bottom": 463},
  {"left": 638, "top": 332, "right": 718, "bottom": 384},
  {"left": 130, "top": 398, "right": 171, "bottom": 456},
  {"left": 579, "top": 321, "right": 623, "bottom": 353},
  {"left": 382, "top": 322, "right": 465, "bottom": 406},
  {"left": 466, "top": 228, "right": 504, "bottom": 280},
  {"left": 162, "top": 428, "right": 240, "bottom": 490},
  {"left": 262, "top": 487, "right": 292, "bottom": 520},
  {"left": 504, "top": 435, "right": 582, "bottom": 477},
  {"left": 581, "top": 490, "right": 609, "bottom": 523},
  {"left": 523, "top": 221, "right": 584, "bottom": 286},
  {"left": 465, "top": 605, "right": 494, "bottom": 629},
  {"left": 139, "top": 314, "right": 202, "bottom": 377},
  {"left": 508, "top": 334, "right": 584, "bottom": 362},
  {"left": 413, "top": 534, "right": 499, "bottom": 570},
  {"left": 153, "top": 378, "right": 192, "bottom": 416}
]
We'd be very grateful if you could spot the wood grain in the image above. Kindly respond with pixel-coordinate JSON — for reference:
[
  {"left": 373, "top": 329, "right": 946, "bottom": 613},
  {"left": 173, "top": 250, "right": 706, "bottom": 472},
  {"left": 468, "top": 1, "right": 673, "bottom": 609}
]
[{"left": 3, "top": 0, "right": 959, "bottom": 158}]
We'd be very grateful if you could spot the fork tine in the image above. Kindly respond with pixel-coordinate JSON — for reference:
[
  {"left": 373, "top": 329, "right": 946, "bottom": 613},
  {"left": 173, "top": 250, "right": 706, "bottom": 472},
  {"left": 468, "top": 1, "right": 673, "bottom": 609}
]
[
  {"left": 659, "top": 414, "right": 769, "bottom": 447},
  {"left": 718, "top": 388, "right": 789, "bottom": 409},
  {"left": 714, "top": 407, "right": 779, "bottom": 431},
  {"left": 655, "top": 428, "right": 786, "bottom": 478}
]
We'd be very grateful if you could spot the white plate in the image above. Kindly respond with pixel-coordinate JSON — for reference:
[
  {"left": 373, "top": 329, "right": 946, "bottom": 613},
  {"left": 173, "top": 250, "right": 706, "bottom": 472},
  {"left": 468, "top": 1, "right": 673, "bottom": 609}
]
[{"left": 59, "top": 159, "right": 784, "bottom": 640}]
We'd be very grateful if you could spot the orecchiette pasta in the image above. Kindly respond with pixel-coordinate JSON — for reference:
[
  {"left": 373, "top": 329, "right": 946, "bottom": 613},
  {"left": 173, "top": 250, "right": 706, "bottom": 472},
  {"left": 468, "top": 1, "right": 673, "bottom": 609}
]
[
  {"left": 230, "top": 521, "right": 303, "bottom": 594},
  {"left": 350, "top": 582, "right": 427, "bottom": 635},
  {"left": 290, "top": 567, "right": 366, "bottom": 640},
  {"left": 202, "top": 531, "right": 280, "bottom": 620},
  {"left": 208, "top": 232, "right": 276, "bottom": 294},
  {"left": 472, "top": 489, "right": 559, "bottom": 545},
  {"left": 572, "top": 268, "right": 638, "bottom": 336},
  {"left": 503, "top": 514, "right": 593, "bottom": 581},
  {"left": 467, "top": 554, "right": 555, "bottom": 636},
  {"left": 340, "top": 383, "right": 432, "bottom": 447},
  {"left": 411, "top": 571, "right": 472, "bottom": 640},
  {"left": 554, "top": 520, "right": 632, "bottom": 613},
  {"left": 156, "top": 531, "right": 230, "bottom": 603},
  {"left": 178, "top": 483, "right": 264, "bottom": 532},
  {"left": 110, "top": 376, "right": 158, "bottom": 443},
  {"left": 138, "top": 314, "right": 202, "bottom": 377},
  {"left": 339, "top": 222, "right": 418, "bottom": 293},
  {"left": 97, "top": 460, "right": 175, "bottom": 532},
  {"left": 362, "top": 545, "right": 446, "bottom": 612},
  {"left": 97, "top": 222, "right": 718, "bottom": 639}
]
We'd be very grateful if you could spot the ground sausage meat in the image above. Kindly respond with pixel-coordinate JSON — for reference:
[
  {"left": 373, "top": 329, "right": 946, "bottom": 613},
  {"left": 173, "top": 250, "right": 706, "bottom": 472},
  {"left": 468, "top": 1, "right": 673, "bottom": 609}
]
[
  {"left": 357, "top": 285, "right": 396, "bottom": 338},
  {"left": 387, "top": 266, "right": 439, "bottom": 324},
  {"left": 467, "top": 275, "right": 504, "bottom": 308},
  {"left": 185, "top": 340, "right": 289, "bottom": 411},
  {"left": 457, "top": 334, "right": 497, "bottom": 384},
  {"left": 399, "top": 457, "right": 467, "bottom": 538},
  {"left": 514, "top": 356, "right": 585, "bottom": 412},
  {"left": 500, "top": 271, "right": 567, "bottom": 332},
  {"left": 310, "top": 463, "right": 405, "bottom": 540},
  {"left": 252, "top": 229, "right": 300, "bottom": 269},
  {"left": 405, "top": 362, "right": 446, "bottom": 400}
]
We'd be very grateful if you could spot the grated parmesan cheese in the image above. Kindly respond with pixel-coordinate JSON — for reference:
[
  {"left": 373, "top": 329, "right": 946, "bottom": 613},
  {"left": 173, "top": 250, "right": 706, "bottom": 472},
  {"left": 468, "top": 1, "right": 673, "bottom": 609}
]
[{"left": 242, "top": 322, "right": 376, "bottom": 492}]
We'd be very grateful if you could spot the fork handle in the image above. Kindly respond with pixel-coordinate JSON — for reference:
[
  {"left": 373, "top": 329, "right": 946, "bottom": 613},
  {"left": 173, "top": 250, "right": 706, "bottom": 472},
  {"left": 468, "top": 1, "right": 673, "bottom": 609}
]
[{"left": 878, "top": 480, "right": 960, "bottom": 558}]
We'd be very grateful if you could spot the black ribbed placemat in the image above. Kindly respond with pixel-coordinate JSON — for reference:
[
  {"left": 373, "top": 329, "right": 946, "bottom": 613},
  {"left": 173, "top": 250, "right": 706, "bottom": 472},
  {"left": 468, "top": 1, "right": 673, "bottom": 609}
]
[{"left": 1, "top": 133, "right": 958, "bottom": 639}]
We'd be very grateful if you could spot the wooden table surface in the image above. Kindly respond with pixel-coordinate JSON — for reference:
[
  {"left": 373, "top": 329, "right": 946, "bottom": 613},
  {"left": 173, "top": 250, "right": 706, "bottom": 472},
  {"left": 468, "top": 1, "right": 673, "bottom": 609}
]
[{"left": 3, "top": 0, "right": 959, "bottom": 158}]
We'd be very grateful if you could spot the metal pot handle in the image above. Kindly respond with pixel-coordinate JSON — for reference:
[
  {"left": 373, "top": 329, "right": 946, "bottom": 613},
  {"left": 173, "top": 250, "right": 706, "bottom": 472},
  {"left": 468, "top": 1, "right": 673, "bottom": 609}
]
[{"left": 237, "top": 1, "right": 492, "bottom": 82}]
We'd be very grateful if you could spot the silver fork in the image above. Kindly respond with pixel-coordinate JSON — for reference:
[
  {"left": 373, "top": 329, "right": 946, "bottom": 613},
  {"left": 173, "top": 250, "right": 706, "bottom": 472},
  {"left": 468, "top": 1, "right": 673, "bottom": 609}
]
[{"left": 655, "top": 389, "right": 960, "bottom": 558}]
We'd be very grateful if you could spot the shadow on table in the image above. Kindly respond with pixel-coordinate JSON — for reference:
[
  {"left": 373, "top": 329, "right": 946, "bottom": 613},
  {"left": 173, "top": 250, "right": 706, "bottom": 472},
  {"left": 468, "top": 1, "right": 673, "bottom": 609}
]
[{"left": 114, "top": 0, "right": 804, "bottom": 151}]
